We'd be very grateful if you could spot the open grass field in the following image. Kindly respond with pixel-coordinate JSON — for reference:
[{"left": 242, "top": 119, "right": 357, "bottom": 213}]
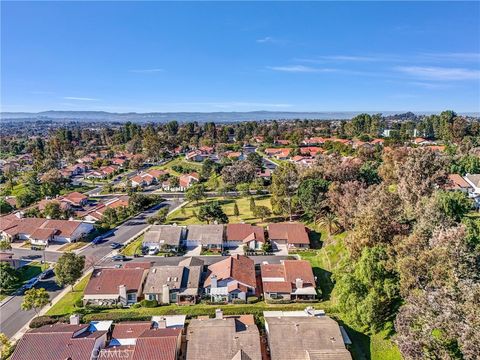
[
  {"left": 152, "top": 156, "right": 202, "bottom": 176},
  {"left": 166, "top": 194, "right": 276, "bottom": 226}
]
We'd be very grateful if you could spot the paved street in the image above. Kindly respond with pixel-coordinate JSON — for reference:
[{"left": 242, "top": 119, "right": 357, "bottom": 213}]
[
  {"left": 0, "top": 198, "right": 183, "bottom": 339},
  {"left": 0, "top": 277, "right": 63, "bottom": 338}
]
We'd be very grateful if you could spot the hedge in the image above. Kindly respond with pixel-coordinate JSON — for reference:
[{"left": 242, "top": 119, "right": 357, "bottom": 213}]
[{"left": 29, "top": 315, "right": 67, "bottom": 328}]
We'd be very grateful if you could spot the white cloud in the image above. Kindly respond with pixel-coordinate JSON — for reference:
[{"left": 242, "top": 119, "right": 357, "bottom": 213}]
[
  {"left": 420, "top": 52, "right": 480, "bottom": 62},
  {"left": 395, "top": 66, "right": 480, "bottom": 80},
  {"left": 308, "top": 55, "right": 379, "bottom": 62},
  {"left": 129, "top": 68, "right": 164, "bottom": 73},
  {"left": 256, "top": 36, "right": 274, "bottom": 43},
  {"left": 267, "top": 65, "right": 337, "bottom": 73},
  {"left": 63, "top": 96, "right": 99, "bottom": 101},
  {"left": 408, "top": 81, "right": 452, "bottom": 89}
]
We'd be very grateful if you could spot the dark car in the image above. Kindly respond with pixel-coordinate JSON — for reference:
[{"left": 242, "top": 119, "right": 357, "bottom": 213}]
[
  {"left": 92, "top": 236, "right": 104, "bottom": 245},
  {"left": 39, "top": 269, "right": 54, "bottom": 280},
  {"left": 112, "top": 255, "right": 127, "bottom": 261},
  {"left": 110, "top": 242, "right": 122, "bottom": 249},
  {"left": 20, "top": 277, "right": 39, "bottom": 293},
  {"left": 20, "top": 254, "right": 41, "bottom": 260}
]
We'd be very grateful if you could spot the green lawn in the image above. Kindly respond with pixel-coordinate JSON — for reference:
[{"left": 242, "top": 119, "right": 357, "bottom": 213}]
[
  {"left": 121, "top": 235, "right": 144, "bottom": 256},
  {"left": 166, "top": 195, "right": 276, "bottom": 226},
  {"left": 151, "top": 157, "right": 202, "bottom": 176},
  {"left": 46, "top": 275, "right": 90, "bottom": 316}
]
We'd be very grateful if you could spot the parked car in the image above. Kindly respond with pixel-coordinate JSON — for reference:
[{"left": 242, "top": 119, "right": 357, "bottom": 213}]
[
  {"left": 112, "top": 255, "right": 127, "bottom": 261},
  {"left": 92, "top": 236, "right": 104, "bottom": 245},
  {"left": 110, "top": 242, "right": 122, "bottom": 249},
  {"left": 39, "top": 269, "right": 54, "bottom": 280},
  {"left": 147, "top": 248, "right": 159, "bottom": 255},
  {"left": 20, "top": 255, "right": 41, "bottom": 260},
  {"left": 20, "top": 278, "right": 39, "bottom": 293}
]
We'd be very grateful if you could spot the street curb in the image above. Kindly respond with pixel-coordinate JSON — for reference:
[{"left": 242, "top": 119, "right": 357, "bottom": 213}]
[{"left": 9, "top": 268, "right": 94, "bottom": 342}]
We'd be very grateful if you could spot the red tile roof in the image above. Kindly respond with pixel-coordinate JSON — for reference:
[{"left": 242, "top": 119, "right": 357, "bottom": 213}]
[
  {"left": 226, "top": 224, "right": 265, "bottom": 243},
  {"left": 112, "top": 322, "right": 152, "bottom": 339},
  {"left": 204, "top": 255, "right": 256, "bottom": 289},
  {"left": 268, "top": 222, "right": 310, "bottom": 245},
  {"left": 84, "top": 268, "right": 145, "bottom": 295},
  {"left": 11, "top": 324, "right": 101, "bottom": 360}
]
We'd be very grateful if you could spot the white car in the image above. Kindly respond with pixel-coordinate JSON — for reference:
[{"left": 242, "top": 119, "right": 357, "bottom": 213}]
[{"left": 148, "top": 248, "right": 159, "bottom": 255}]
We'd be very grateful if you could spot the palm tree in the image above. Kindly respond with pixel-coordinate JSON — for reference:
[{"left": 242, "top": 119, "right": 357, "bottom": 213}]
[{"left": 318, "top": 210, "right": 339, "bottom": 236}]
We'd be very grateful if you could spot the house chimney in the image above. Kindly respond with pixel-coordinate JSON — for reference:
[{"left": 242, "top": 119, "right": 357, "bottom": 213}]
[
  {"left": 295, "top": 278, "right": 304, "bottom": 289},
  {"left": 162, "top": 284, "right": 170, "bottom": 304},
  {"left": 118, "top": 284, "right": 127, "bottom": 305},
  {"left": 69, "top": 314, "right": 80, "bottom": 325},
  {"left": 210, "top": 275, "right": 218, "bottom": 288},
  {"left": 215, "top": 309, "right": 223, "bottom": 320},
  {"left": 156, "top": 320, "right": 167, "bottom": 329}
]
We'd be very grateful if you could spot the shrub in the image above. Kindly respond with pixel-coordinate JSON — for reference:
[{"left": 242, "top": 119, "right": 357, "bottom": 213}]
[
  {"left": 29, "top": 316, "right": 59, "bottom": 328},
  {"left": 130, "top": 303, "right": 141, "bottom": 309},
  {"left": 74, "top": 299, "right": 84, "bottom": 308},
  {"left": 265, "top": 299, "right": 292, "bottom": 304},
  {"left": 140, "top": 299, "right": 158, "bottom": 308},
  {"left": 247, "top": 296, "right": 260, "bottom": 304},
  {"left": 232, "top": 299, "right": 246, "bottom": 304}
]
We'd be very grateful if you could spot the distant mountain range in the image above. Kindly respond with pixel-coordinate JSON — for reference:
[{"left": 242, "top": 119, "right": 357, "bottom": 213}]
[{"left": 1, "top": 110, "right": 479, "bottom": 123}]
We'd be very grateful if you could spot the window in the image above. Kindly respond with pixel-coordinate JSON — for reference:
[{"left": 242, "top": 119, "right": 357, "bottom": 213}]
[
  {"left": 148, "top": 294, "right": 156, "bottom": 301},
  {"left": 170, "top": 293, "right": 177, "bottom": 302},
  {"left": 230, "top": 293, "right": 238, "bottom": 300}
]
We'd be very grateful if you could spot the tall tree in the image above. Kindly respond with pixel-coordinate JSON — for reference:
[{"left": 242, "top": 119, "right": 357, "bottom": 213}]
[
  {"left": 55, "top": 252, "right": 85, "bottom": 290},
  {"left": 270, "top": 162, "right": 300, "bottom": 221}
]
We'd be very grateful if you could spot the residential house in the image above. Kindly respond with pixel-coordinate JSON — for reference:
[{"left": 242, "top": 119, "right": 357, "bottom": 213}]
[
  {"left": 0, "top": 216, "right": 94, "bottom": 247},
  {"left": 261, "top": 260, "right": 317, "bottom": 301},
  {"left": 179, "top": 172, "right": 200, "bottom": 191},
  {"left": 302, "top": 137, "right": 326, "bottom": 146},
  {"left": 413, "top": 137, "right": 435, "bottom": 146},
  {"left": 203, "top": 254, "right": 257, "bottom": 302},
  {"left": 143, "top": 225, "right": 184, "bottom": 252},
  {"left": 185, "top": 224, "right": 224, "bottom": 250},
  {"left": 186, "top": 311, "right": 262, "bottom": 360},
  {"left": 300, "top": 146, "right": 323, "bottom": 156},
  {"left": 185, "top": 150, "right": 206, "bottom": 162},
  {"left": 61, "top": 191, "right": 89, "bottom": 207},
  {"left": 99, "top": 320, "right": 182, "bottom": 360},
  {"left": 83, "top": 267, "right": 148, "bottom": 306},
  {"left": 10, "top": 322, "right": 108, "bottom": 360},
  {"left": 274, "top": 139, "right": 291, "bottom": 146},
  {"left": 268, "top": 222, "right": 310, "bottom": 251},
  {"left": 370, "top": 138, "right": 385, "bottom": 146},
  {"left": 143, "top": 264, "right": 202, "bottom": 305},
  {"left": 82, "top": 196, "right": 129, "bottom": 222},
  {"left": 37, "top": 198, "right": 71, "bottom": 213},
  {"left": 225, "top": 223, "right": 265, "bottom": 250},
  {"left": 464, "top": 173, "right": 480, "bottom": 208},
  {"left": 445, "top": 174, "right": 473, "bottom": 192},
  {"left": 264, "top": 309, "right": 352, "bottom": 360}
]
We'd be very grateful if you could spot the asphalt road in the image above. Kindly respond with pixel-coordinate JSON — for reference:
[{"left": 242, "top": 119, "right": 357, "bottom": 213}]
[
  {"left": 0, "top": 277, "right": 63, "bottom": 338},
  {"left": 1, "top": 199, "right": 183, "bottom": 339}
]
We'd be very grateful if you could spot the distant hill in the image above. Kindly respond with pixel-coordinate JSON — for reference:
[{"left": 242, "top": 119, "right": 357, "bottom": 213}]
[{"left": 1, "top": 110, "right": 478, "bottom": 123}]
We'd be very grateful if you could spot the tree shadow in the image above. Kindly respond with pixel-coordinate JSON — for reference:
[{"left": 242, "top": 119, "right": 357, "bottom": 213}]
[
  {"left": 312, "top": 266, "right": 334, "bottom": 301},
  {"left": 339, "top": 322, "right": 372, "bottom": 360}
]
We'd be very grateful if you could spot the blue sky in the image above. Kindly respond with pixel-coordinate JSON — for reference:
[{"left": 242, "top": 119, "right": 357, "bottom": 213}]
[{"left": 2, "top": 1, "right": 479, "bottom": 113}]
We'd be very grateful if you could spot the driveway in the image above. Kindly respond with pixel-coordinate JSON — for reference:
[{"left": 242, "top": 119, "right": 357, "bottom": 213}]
[
  {"left": 273, "top": 242, "right": 289, "bottom": 255},
  {"left": 184, "top": 246, "right": 202, "bottom": 256}
]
